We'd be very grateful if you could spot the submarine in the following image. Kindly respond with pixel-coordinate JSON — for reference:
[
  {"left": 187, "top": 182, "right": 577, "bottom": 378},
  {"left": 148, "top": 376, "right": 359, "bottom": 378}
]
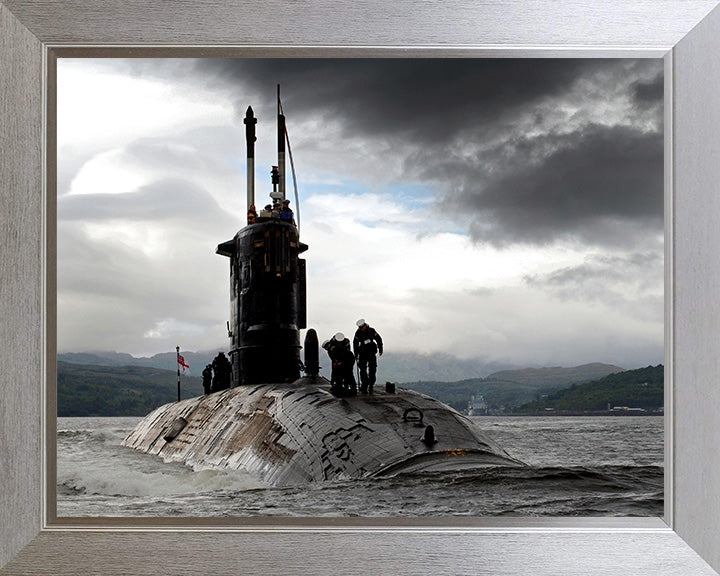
[{"left": 122, "top": 90, "right": 524, "bottom": 486}]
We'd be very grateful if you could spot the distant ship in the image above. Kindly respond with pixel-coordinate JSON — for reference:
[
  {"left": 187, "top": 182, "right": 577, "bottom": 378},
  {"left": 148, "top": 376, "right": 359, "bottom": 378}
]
[
  {"left": 466, "top": 394, "right": 488, "bottom": 416},
  {"left": 122, "top": 89, "right": 524, "bottom": 486}
]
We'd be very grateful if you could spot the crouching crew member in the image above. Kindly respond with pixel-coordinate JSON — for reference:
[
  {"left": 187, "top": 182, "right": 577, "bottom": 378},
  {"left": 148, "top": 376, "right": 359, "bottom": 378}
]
[
  {"left": 353, "top": 319, "right": 383, "bottom": 394},
  {"left": 323, "top": 332, "right": 357, "bottom": 396}
]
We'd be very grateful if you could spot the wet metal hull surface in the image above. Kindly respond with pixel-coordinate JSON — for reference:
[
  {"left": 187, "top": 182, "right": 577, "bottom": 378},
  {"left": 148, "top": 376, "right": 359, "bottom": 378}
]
[{"left": 122, "top": 376, "right": 523, "bottom": 486}]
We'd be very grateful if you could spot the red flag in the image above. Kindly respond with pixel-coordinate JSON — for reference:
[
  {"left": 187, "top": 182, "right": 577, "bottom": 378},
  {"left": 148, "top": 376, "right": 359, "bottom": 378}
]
[{"left": 177, "top": 353, "right": 190, "bottom": 374}]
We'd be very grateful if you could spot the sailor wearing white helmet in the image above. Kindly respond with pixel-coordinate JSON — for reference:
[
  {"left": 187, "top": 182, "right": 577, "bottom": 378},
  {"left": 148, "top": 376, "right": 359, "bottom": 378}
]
[
  {"left": 353, "top": 319, "right": 383, "bottom": 394},
  {"left": 323, "top": 332, "right": 356, "bottom": 396}
]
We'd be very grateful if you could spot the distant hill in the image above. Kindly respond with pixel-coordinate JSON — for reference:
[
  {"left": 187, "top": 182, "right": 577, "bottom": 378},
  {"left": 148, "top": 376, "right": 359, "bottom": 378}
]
[
  {"left": 403, "top": 363, "right": 624, "bottom": 412},
  {"left": 480, "top": 363, "right": 625, "bottom": 388},
  {"left": 57, "top": 361, "right": 203, "bottom": 417},
  {"left": 375, "top": 352, "right": 515, "bottom": 382},
  {"left": 56, "top": 352, "right": 637, "bottom": 417},
  {"left": 514, "top": 364, "right": 664, "bottom": 413},
  {"left": 58, "top": 350, "right": 220, "bottom": 374},
  {"left": 58, "top": 350, "right": 517, "bottom": 383}
]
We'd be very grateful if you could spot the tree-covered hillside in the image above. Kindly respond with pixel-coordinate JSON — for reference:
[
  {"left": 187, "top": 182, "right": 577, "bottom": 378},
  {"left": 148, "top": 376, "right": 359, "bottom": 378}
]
[
  {"left": 514, "top": 365, "right": 664, "bottom": 413},
  {"left": 57, "top": 361, "right": 203, "bottom": 417},
  {"left": 403, "top": 363, "right": 624, "bottom": 412}
]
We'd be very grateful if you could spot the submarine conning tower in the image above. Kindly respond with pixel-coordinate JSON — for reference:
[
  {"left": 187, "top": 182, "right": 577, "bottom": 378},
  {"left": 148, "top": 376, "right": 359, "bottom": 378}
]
[{"left": 216, "top": 94, "right": 308, "bottom": 386}]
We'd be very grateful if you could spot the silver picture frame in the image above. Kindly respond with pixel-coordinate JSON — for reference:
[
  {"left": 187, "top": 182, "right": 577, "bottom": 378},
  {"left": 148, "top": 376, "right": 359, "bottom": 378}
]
[{"left": 2, "top": 1, "right": 720, "bottom": 574}]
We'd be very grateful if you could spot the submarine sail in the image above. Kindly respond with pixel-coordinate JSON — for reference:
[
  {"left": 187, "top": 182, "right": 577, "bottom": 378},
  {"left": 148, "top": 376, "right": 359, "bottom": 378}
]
[
  {"left": 122, "top": 91, "right": 524, "bottom": 486},
  {"left": 216, "top": 103, "right": 307, "bottom": 387}
]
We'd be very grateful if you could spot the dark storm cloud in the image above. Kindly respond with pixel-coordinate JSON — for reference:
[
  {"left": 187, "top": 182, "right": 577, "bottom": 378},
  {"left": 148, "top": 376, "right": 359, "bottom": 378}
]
[
  {"left": 196, "top": 59, "right": 611, "bottom": 142},
  {"left": 632, "top": 72, "right": 664, "bottom": 106},
  {"left": 451, "top": 125, "right": 664, "bottom": 246},
  {"left": 630, "top": 71, "right": 664, "bottom": 128}
]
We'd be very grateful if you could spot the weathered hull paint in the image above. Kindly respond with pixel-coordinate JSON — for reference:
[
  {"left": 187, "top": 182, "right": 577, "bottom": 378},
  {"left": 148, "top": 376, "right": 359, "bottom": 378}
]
[{"left": 122, "top": 376, "right": 524, "bottom": 486}]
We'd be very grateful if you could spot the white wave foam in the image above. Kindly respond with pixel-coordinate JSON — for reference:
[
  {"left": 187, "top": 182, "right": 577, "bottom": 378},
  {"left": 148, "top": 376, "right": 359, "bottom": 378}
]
[{"left": 58, "top": 439, "right": 267, "bottom": 497}]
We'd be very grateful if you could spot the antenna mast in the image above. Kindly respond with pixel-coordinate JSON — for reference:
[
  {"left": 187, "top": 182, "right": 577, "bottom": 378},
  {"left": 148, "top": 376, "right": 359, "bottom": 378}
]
[
  {"left": 244, "top": 106, "right": 257, "bottom": 211},
  {"left": 277, "top": 84, "right": 286, "bottom": 202}
]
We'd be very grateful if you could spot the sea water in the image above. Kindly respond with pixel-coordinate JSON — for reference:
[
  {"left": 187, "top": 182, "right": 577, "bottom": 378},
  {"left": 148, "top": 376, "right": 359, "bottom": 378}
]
[{"left": 56, "top": 415, "right": 663, "bottom": 518}]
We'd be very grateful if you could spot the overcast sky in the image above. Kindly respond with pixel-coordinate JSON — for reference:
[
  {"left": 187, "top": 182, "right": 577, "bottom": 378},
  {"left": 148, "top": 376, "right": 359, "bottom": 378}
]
[{"left": 57, "top": 58, "right": 664, "bottom": 370}]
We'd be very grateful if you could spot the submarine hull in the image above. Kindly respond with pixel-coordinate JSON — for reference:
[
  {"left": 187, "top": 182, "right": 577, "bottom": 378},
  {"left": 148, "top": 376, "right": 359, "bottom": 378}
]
[{"left": 122, "top": 377, "right": 523, "bottom": 486}]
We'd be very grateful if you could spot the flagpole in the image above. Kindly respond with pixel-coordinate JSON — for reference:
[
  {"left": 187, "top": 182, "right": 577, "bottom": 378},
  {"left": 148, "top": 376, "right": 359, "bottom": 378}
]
[{"left": 176, "top": 345, "right": 181, "bottom": 402}]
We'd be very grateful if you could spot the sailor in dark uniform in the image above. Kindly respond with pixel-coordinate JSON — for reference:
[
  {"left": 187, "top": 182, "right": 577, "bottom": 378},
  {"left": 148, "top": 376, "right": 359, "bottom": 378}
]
[
  {"left": 211, "top": 352, "right": 232, "bottom": 392},
  {"left": 321, "top": 339, "right": 339, "bottom": 392},
  {"left": 202, "top": 364, "right": 213, "bottom": 395},
  {"left": 280, "top": 199, "right": 295, "bottom": 224},
  {"left": 353, "top": 319, "right": 383, "bottom": 394},
  {"left": 323, "top": 332, "right": 357, "bottom": 396}
]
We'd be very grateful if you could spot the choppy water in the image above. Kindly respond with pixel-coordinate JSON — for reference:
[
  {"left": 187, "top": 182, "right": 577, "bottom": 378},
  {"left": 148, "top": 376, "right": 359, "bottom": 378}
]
[{"left": 57, "top": 416, "right": 663, "bottom": 517}]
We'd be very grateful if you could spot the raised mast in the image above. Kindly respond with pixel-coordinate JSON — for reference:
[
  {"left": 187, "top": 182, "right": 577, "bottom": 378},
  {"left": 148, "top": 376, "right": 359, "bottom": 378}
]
[
  {"left": 244, "top": 105, "right": 257, "bottom": 211},
  {"left": 277, "top": 84, "right": 286, "bottom": 202}
]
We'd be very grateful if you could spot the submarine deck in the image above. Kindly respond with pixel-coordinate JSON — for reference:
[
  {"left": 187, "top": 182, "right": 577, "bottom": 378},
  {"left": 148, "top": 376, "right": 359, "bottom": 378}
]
[{"left": 122, "top": 375, "right": 523, "bottom": 486}]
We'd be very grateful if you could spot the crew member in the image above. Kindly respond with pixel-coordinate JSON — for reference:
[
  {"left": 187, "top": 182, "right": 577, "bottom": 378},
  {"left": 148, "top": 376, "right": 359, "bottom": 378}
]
[
  {"left": 353, "top": 319, "right": 383, "bottom": 394},
  {"left": 247, "top": 204, "right": 257, "bottom": 224},
  {"left": 280, "top": 199, "right": 295, "bottom": 224},
  {"left": 323, "top": 332, "right": 357, "bottom": 396},
  {"left": 202, "top": 364, "right": 213, "bottom": 395},
  {"left": 322, "top": 339, "right": 340, "bottom": 392},
  {"left": 211, "top": 352, "right": 232, "bottom": 392}
]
